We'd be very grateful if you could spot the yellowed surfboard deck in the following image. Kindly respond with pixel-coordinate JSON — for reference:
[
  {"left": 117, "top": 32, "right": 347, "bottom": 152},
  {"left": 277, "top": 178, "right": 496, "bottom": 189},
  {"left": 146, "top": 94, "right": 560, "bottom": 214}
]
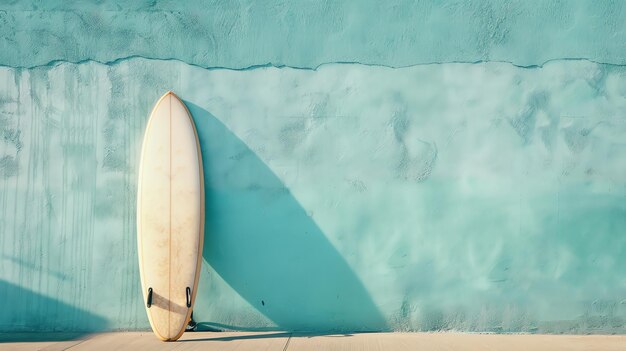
[{"left": 137, "top": 91, "right": 204, "bottom": 341}]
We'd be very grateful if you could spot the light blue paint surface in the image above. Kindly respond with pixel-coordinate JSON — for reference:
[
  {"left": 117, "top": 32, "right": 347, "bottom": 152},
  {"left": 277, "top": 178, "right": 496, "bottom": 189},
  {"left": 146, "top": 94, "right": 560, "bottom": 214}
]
[
  {"left": 1, "top": 2, "right": 626, "bottom": 333},
  {"left": 1, "top": 1, "right": 626, "bottom": 68}
]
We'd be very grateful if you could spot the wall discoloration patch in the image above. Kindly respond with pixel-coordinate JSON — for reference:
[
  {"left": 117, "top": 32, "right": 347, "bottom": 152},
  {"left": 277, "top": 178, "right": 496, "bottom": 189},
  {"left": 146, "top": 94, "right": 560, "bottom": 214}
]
[{"left": 0, "top": 155, "right": 17, "bottom": 178}]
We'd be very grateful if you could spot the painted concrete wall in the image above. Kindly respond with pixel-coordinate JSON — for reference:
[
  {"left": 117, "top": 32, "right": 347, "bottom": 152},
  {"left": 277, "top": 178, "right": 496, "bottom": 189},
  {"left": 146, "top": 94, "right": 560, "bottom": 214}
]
[{"left": 1, "top": 1, "right": 626, "bottom": 333}]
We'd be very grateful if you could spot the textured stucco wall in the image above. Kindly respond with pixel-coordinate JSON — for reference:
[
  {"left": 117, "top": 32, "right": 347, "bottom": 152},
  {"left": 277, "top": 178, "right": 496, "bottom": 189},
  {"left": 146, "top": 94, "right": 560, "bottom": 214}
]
[
  {"left": 1, "top": 1, "right": 626, "bottom": 333},
  {"left": 2, "top": 0, "right": 626, "bottom": 69}
]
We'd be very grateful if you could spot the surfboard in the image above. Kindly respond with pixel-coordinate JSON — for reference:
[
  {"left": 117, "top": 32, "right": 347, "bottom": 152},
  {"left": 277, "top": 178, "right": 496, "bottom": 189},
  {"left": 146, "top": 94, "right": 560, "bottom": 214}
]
[{"left": 137, "top": 91, "right": 205, "bottom": 341}]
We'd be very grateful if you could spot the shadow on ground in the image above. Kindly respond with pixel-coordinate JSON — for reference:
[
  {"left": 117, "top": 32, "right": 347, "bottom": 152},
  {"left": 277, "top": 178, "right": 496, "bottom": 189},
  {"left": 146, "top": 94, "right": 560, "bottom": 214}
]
[
  {"left": 186, "top": 102, "right": 387, "bottom": 332},
  {"left": 177, "top": 331, "right": 356, "bottom": 342},
  {"left": 0, "top": 280, "right": 107, "bottom": 342}
]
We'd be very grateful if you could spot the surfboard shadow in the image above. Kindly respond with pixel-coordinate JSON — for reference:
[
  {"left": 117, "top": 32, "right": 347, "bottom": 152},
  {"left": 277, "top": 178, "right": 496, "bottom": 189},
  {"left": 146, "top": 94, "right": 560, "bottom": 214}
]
[
  {"left": 177, "top": 331, "right": 355, "bottom": 342},
  {"left": 0, "top": 279, "right": 108, "bottom": 341},
  {"left": 185, "top": 102, "right": 387, "bottom": 332}
]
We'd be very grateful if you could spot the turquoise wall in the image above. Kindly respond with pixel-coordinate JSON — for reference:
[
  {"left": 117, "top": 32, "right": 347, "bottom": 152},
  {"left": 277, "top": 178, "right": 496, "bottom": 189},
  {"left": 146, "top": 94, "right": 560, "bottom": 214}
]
[{"left": 1, "top": 1, "right": 626, "bottom": 333}]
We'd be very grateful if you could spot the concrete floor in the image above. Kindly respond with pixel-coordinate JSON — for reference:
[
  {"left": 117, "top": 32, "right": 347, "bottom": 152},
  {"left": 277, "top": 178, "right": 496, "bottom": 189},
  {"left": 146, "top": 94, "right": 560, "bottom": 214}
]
[{"left": 1, "top": 331, "right": 625, "bottom": 351}]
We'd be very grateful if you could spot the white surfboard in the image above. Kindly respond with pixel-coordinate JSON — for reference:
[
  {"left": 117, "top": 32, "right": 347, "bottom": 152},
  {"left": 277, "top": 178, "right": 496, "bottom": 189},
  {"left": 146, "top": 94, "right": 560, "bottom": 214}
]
[{"left": 137, "top": 91, "right": 204, "bottom": 341}]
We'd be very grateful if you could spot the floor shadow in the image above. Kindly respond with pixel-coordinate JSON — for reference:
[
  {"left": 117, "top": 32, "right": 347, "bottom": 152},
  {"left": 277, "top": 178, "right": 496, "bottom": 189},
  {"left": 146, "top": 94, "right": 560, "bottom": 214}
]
[
  {"left": 185, "top": 101, "right": 387, "bottom": 332},
  {"left": 194, "top": 321, "right": 279, "bottom": 332},
  {"left": 178, "top": 332, "right": 291, "bottom": 342},
  {"left": 0, "top": 280, "right": 107, "bottom": 341},
  {"left": 178, "top": 331, "right": 356, "bottom": 342}
]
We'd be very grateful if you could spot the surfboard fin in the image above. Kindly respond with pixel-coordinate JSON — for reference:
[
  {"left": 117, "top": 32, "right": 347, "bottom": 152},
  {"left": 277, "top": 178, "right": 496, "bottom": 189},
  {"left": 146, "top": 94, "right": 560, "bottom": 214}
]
[
  {"left": 147, "top": 287, "right": 153, "bottom": 308},
  {"left": 186, "top": 287, "right": 192, "bottom": 308}
]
